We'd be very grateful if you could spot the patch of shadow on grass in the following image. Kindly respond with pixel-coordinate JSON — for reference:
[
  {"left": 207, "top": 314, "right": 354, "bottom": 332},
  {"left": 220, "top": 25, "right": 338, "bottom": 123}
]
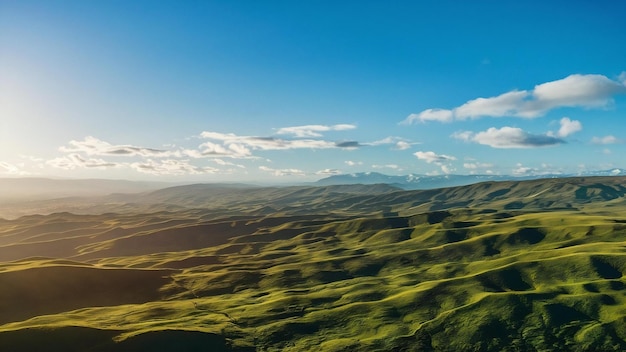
[
  {"left": 610, "top": 280, "right": 625, "bottom": 290},
  {"left": 478, "top": 267, "right": 532, "bottom": 292},
  {"left": 591, "top": 257, "right": 622, "bottom": 279},
  {"left": 583, "top": 283, "right": 599, "bottom": 293},
  {"left": 0, "top": 326, "right": 119, "bottom": 352},
  {"left": 504, "top": 201, "right": 525, "bottom": 210},
  {"left": 482, "top": 236, "right": 501, "bottom": 256},
  {"left": 506, "top": 227, "right": 545, "bottom": 245},
  {"left": 443, "top": 229, "right": 468, "bottom": 243},
  {"left": 113, "top": 329, "right": 250, "bottom": 352},
  {"left": 600, "top": 294, "right": 617, "bottom": 305},
  {"left": 486, "top": 188, "right": 511, "bottom": 199},
  {"left": 543, "top": 303, "right": 591, "bottom": 326},
  {"left": 427, "top": 211, "right": 452, "bottom": 224}
]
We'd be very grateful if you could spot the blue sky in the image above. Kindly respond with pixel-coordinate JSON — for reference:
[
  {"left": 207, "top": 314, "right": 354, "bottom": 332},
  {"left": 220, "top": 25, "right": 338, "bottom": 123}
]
[{"left": 1, "top": 0, "right": 625, "bottom": 182}]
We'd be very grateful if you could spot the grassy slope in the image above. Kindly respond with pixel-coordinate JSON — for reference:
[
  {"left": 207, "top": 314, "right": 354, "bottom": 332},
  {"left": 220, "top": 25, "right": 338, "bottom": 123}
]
[{"left": 1, "top": 177, "right": 626, "bottom": 351}]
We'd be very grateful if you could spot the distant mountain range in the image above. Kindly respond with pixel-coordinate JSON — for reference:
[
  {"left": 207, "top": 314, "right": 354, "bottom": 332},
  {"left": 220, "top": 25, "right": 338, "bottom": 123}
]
[{"left": 315, "top": 169, "right": 626, "bottom": 190}]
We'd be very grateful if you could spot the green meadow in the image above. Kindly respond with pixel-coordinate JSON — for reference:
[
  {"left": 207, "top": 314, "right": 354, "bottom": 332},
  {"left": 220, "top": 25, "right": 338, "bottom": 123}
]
[{"left": 1, "top": 176, "right": 626, "bottom": 351}]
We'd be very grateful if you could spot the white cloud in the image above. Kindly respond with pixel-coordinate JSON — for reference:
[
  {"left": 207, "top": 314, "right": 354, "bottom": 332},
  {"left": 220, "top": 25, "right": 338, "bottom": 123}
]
[
  {"left": 455, "top": 90, "right": 529, "bottom": 119},
  {"left": 200, "top": 130, "right": 353, "bottom": 157},
  {"left": 0, "top": 161, "right": 30, "bottom": 175},
  {"left": 414, "top": 151, "right": 456, "bottom": 163},
  {"left": 345, "top": 160, "right": 363, "bottom": 166},
  {"left": 315, "top": 168, "right": 342, "bottom": 176},
  {"left": 258, "top": 166, "right": 306, "bottom": 176},
  {"left": 212, "top": 158, "right": 245, "bottom": 168},
  {"left": 276, "top": 124, "right": 356, "bottom": 137},
  {"left": 440, "top": 165, "right": 455, "bottom": 174},
  {"left": 463, "top": 162, "right": 493, "bottom": 169},
  {"left": 47, "top": 154, "right": 120, "bottom": 170},
  {"left": 369, "top": 136, "right": 398, "bottom": 145},
  {"left": 367, "top": 137, "right": 416, "bottom": 150},
  {"left": 404, "top": 73, "right": 626, "bottom": 123},
  {"left": 512, "top": 162, "right": 561, "bottom": 176},
  {"left": 512, "top": 163, "right": 535, "bottom": 176},
  {"left": 372, "top": 164, "right": 400, "bottom": 170},
  {"left": 395, "top": 141, "right": 412, "bottom": 150},
  {"left": 403, "top": 109, "right": 454, "bottom": 124},
  {"left": 60, "top": 136, "right": 177, "bottom": 157},
  {"left": 603, "top": 148, "right": 612, "bottom": 155},
  {"left": 130, "top": 159, "right": 218, "bottom": 176},
  {"left": 453, "top": 127, "right": 564, "bottom": 148},
  {"left": 591, "top": 135, "right": 621, "bottom": 144},
  {"left": 554, "top": 117, "right": 582, "bottom": 137},
  {"left": 193, "top": 141, "right": 253, "bottom": 158}
]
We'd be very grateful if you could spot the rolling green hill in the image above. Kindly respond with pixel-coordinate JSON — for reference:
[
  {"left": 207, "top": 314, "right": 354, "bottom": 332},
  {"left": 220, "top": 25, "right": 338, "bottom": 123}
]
[{"left": 2, "top": 177, "right": 626, "bottom": 351}]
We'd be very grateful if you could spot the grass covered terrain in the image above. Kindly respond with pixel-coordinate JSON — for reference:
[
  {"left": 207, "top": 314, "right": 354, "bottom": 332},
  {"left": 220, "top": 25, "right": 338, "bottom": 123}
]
[{"left": 1, "top": 177, "right": 626, "bottom": 351}]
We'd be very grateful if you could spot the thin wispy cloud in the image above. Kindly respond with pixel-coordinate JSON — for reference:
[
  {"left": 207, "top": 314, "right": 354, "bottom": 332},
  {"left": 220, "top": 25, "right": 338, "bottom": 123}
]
[
  {"left": 367, "top": 137, "right": 417, "bottom": 150},
  {"left": 591, "top": 135, "right": 622, "bottom": 144},
  {"left": 276, "top": 124, "right": 356, "bottom": 137},
  {"left": 463, "top": 162, "right": 493, "bottom": 169},
  {"left": 0, "top": 161, "right": 30, "bottom": 175},
  {"left": 372, "top": 164, "right": 401, "bottom": 170},
  {"left": 60, "top": 136, "right": 177, "bottom": 157},
  {"left": 259, "top": 166, "right": 306, "bottom": 176},
  {"left": 315, "top": 168, "right": 342, "bottom": 176},
  {"left": 403, "top": 73, "right": 626, "bottom": 123},
  {"left": 130, "top": 159, "right": 218, "bottom": 176},
  {"left": 200, "top": 130, "right": 357, "bottom": 156},
  {"left": 47, "top": 154, "right": 120, "bottom": 170},
  {"left": 211, "top": 159, "right": 246, "bottom": 169}
]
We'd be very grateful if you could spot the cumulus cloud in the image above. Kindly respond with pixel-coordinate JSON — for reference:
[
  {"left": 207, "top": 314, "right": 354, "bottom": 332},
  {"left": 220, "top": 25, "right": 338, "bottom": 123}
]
[
  {"left": 395, "top": 141, "right": 412, "bottom": 150},
  {"left": 403, "top": 73, "right": 626, "bottom": 123},
  {"left": 591, "top": 135, "right": 622, "bottom": 144},
  {"left": 554, "top": 117, "right": 582, "bottom": 137},
  {"left": 60, "top": 136, "right": 177, "bottom": 157},
  {"left": 414, "top": 151, "right": 456, "bottom": 174},
  {"left": 440, "top": 165, "right": 455, "bottom": 174},
  {"left": 453, "top": 127, "right": 564, "bottom": 148},
  {"left": 512, "top": 164, "right": 536, "bottom": 176},
  {"left": 130, "top": 159, "right": 218, "bottom": 176},
  {"left": 258, "top": 166, "right": 306, "bottom": 176},
  {"left": 414, "top": 151, "right": 457, "bottom": 163},
  {"left": 345, "top": 160, "right": 363, "bottom": 166},
  {"left": 47, "top": 154, "right": 120, "bottom": 170},
  {"left": 276, "top": 124, "right": 356, "bottom": 137}
]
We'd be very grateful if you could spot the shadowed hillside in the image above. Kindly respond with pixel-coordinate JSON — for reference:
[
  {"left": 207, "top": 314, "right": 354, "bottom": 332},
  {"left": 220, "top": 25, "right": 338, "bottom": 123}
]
[{"left": 2, "top": 176, "right": 626, "bottom": 351}]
